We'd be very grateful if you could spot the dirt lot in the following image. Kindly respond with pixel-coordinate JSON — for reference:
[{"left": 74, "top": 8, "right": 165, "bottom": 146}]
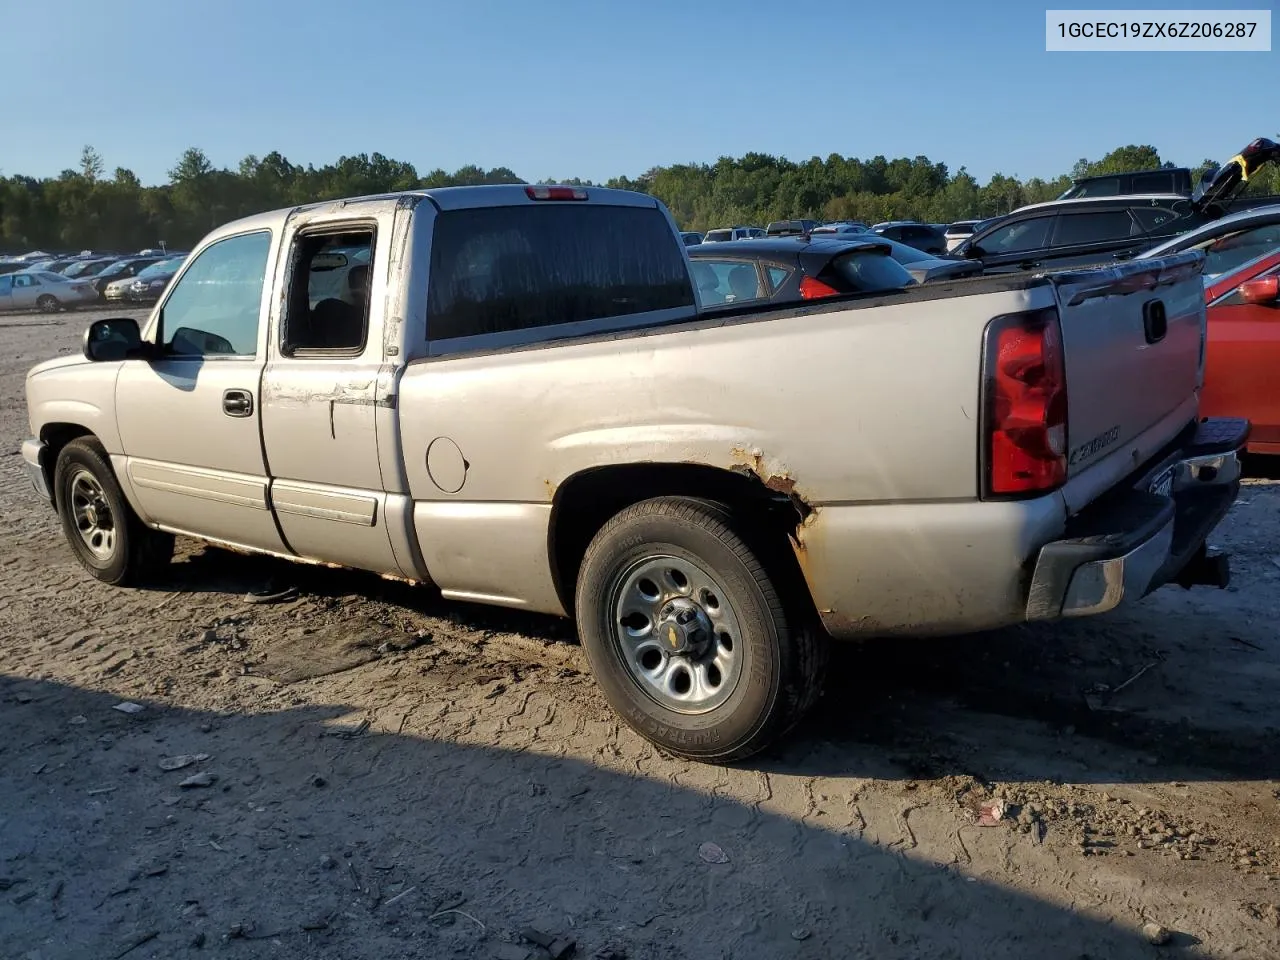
[{"left": 2, "top": 307, "right": 1279, "bottom": 960}]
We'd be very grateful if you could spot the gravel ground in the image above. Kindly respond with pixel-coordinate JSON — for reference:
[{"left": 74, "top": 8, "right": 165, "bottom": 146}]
[{"left": 2, "top": 307, "right": 1279, "bottom": 960}]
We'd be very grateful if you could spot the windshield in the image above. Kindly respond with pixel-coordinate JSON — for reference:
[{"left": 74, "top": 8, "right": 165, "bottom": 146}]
[
  {"left": 99, "top": 261, "right": 130, "bottom": 277},
  {"left": 137, "top": 259, "right": 182, "bottom": 281}
]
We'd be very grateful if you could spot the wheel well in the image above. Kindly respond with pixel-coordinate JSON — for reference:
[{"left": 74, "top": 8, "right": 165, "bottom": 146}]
[
  {"left": 548, "top": 463, "right": 808, "bottom": 616},
  {"left": 40, "top": 423, "right": 95, "bottom": 506}
]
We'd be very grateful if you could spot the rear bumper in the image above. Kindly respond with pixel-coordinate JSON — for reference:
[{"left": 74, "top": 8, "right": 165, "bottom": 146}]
[
  {"left": 1025, "top": 417, "right": 1246, "bottom": 620},
  {"left": 21, "top": 438, "right": 52, "bottom": 503}
]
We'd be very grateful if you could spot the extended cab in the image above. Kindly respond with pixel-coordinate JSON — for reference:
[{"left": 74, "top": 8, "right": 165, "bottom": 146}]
[{"left": 23, "top": 184, "right": 1247, "bottom": 762}]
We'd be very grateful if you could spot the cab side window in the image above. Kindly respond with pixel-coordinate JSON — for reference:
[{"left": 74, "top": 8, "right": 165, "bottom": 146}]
[
  {"left": 161, "top": 231, "right": 272, "bottom": 357},
  {"left": 282, "top": 229, "right": 375, "bottom": 354}
]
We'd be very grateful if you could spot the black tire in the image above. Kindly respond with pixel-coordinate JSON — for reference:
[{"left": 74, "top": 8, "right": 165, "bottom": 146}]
[
  {"left": 37, "top": 294, "right": 60, "bottom": 313},
  {"left": 575, "top": 496, "right": 827, "bottom": 762},
  {"left": 53, "top": 437, "right": 174, "bottom": 586}
]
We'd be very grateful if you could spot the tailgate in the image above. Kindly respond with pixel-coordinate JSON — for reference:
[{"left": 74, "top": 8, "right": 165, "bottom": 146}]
[{"left": 1049, "top": 250, "right": 1207, "bottom": 479}]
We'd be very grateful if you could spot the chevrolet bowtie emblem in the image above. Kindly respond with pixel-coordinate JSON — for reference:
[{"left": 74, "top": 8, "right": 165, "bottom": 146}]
[{"left": 667, "top": 625, "right": 679, "bottom": 648}]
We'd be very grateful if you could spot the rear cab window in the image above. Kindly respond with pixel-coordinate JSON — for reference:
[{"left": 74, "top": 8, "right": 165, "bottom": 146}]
[
  {"left": 704, "top": 230, "right": 732, "bottom": 243},
  {"left": 426, "top": 203, "right": 695, "bottom": 353}
]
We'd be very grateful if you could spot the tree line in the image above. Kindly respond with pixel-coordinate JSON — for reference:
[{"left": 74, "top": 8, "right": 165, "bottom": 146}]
[{"left": 3, "top": 143, "right": 1278, "bottom": 254}]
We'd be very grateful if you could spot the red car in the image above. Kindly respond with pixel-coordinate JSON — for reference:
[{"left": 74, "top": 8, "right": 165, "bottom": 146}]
[{"left": 1201, "top": 248, "right": 1280, "bottom": 453}]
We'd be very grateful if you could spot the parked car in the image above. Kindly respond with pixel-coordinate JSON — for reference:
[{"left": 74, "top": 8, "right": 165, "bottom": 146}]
[
  {"left": 0, "top": 271, "right": 98, "bottom": 312},
  {"left": 1180, "top": 248, "right": 1280, "bottom": 455},
  {"left": 869, "top": 221, "right": 948, "bottom": 255},
  {"left": 680, "top": 232, "right": 704, "bottom": 246},
  {"left": 90, "top": 257, "right": 167, "bottom": 298},
  {"left": 688, "top": 237, "right": 916, "bottom": 305},
  {"left": 810, "top": 228, "right": 981, "bottom": 283},
  {"left": 62, "top": 258, "right": 119, "bottom": 280},
  {"left": 954, "top": 138, "right": 1280, "bottom": 274},
  {"left": 1056, "top": 167, "right": 1194, "bottom": 200},
  {"left": 1137, "top": 204, "right": 1280, "bottom": 280},
  {"left": 23, "top": 183, "right": 1242, "bottom": 763},
  {"left": 702, "top": 226, "right": 766, "bottom": 242},
  {"left": 126, "top": 257, "right": 186, "bottom": 303},
  {"left": 765, "top": 219, "right": 820, "bottom": 237},
  {"left": 816, "top": 221, "right": 869, "bottom": 235}
]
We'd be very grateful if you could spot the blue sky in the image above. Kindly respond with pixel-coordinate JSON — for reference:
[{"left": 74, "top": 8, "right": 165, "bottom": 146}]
[{"left": 2, "top": 0, "right": 1273, "bottom": 186}]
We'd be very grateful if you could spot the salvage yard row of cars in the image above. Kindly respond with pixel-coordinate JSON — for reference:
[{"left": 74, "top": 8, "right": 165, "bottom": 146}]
[{"left": 0, "top": 248, "right": 188, "bottom": 312}]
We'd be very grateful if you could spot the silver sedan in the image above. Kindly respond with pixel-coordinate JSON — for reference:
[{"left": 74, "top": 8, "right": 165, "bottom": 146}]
[{"left": 0, "top": 271, "right": 99, "bottom": 313}]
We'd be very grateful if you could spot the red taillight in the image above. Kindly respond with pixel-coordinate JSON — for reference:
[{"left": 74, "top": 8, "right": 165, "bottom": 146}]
[
  {"left": 799, "top": 276, "right": 841, "bottom": 300},
  {"left": 525, "top": 185, "right": 588, "bottom": 201},
  {"left": 982, "top": 308, "right": 1068, "bottom": 497}
]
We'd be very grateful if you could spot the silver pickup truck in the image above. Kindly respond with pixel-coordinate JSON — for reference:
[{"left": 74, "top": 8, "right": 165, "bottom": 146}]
[{"left": 22, "top": 184, "right": 1247, "bottom": 761}]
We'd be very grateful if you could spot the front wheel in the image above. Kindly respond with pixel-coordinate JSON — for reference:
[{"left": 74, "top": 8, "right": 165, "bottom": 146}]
[
  {"left": 36, "top": 294, "right": 60, "bottom": 313},
  {"left": 54, "top": 437, "right": 174, "bottom": 585},
  {"left": 575, "top": 497, "right": 826, "bottom": 762}
]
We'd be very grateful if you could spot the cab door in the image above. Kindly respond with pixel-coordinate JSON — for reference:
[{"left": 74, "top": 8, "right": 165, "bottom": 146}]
[
  {"left": 257, "top": 208, "right": 402, "bottom": 575},
  {"left": 114, "top": 229, "right": 288, "bottom": 554}
]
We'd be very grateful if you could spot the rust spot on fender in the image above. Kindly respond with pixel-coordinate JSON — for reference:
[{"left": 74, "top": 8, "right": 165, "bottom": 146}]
[{"left": 728, "top": 445, "right": 812, "bottom": 521}]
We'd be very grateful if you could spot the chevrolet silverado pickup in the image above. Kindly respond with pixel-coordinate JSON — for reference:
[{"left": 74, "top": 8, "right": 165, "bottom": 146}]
[{"left": 22, "top": 184, "right": 1247, "bottom": 762}]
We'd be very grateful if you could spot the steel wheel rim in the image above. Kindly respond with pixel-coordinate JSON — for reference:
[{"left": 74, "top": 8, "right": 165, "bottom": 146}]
[
  {"left": 609, "top": 553, "right": 744, "bottom": 715},
  {"left": 69, "top": 469, "right": 116, "bottom": 560}
]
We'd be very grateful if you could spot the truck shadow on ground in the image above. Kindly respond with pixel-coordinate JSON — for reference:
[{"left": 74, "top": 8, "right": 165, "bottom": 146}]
[
  {"left": 0, "top": 674, "right": 1195, "bottom": 960},
  {"left": 159, "top": 544, "right": 1280, "bottom": 787}
]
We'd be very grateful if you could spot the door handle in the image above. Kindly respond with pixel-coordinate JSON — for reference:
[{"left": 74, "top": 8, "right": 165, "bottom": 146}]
[
  {"left": 222, "top": 389, "right": 254, "bottom": 418},
  {"left": 1019, "top": 260, "right": 1041, "bottom": 270}
]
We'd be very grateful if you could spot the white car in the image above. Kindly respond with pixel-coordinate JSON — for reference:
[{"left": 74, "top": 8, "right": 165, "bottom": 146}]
[
  {"left": 0, "top": 271, "right": 98, "bottom": 313},
  {"left": 702, "top": 226, "right": 766, "bottom": 242},
  {"left": 104, "top": 277, "right": 137, "bottom": 302}
]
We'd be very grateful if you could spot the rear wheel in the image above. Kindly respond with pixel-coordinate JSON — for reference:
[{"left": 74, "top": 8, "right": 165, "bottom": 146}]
[
  {"left": 54, "top": 438, "right": 173, "bottom": 585},
  {"left": 36, "top": 294, "right": 60, "bottom": 313},
  {"left": 575, "top": 496, "right": 826, "bottom": 762}
]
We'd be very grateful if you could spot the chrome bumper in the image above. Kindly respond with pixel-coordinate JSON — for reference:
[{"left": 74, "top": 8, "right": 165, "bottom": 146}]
[
  {"left": 21, "top": 438, "right": 52, "bottom": 503},
  {"left": 1026, "top": 418, "right": 1246, "bottom": 621}
]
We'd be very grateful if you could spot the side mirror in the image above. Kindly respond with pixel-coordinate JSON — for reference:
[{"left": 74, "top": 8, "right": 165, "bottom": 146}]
[
  {"left": 966, "top": 244, "right": 984, "bottom": 258},
  {"left": 1239, "top": 276, "right": 1280, "bottom": 305},
  {"left": 82, "top": 317, "right": 143, "bottom": 362}
]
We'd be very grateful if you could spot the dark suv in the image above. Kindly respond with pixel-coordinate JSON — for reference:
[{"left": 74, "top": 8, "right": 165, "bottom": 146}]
[
  {"left": 950, "top": 196, "right": 1192, "bottom": 273},
  {"left": 1056, "top": 168, "right": 1194, "bottom": 200}
]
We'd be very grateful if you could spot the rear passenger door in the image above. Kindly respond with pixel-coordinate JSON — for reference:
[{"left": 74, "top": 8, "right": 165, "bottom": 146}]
[
  {"left": 1045, "top": 209, "right": 1145, "bottom": 267},
  {"left": 689, "top": 259, "right": 769, "bottom": 306},
  {"left": 258, "top": 212, "right": 402, "bottom": 576}
]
